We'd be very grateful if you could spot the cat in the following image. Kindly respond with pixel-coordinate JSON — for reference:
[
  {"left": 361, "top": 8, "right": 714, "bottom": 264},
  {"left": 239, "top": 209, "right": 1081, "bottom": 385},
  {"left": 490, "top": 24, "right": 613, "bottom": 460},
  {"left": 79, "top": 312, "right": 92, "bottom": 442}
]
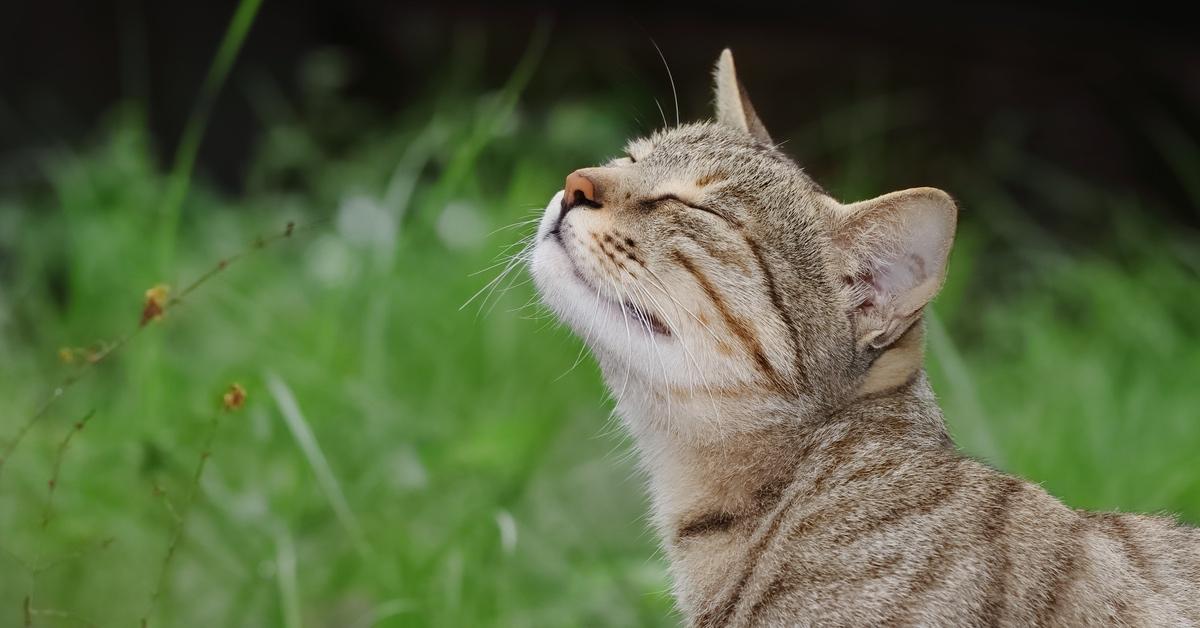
[{"left": 528, "top": 49, "right": 1200, "bottom": 627}]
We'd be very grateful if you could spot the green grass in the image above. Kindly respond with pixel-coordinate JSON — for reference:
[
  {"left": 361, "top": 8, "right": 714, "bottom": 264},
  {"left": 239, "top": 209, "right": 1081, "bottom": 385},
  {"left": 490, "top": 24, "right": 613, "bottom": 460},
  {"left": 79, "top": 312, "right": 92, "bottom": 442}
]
[{"left": 1, "top": 35, "right": 1199, "bottom": 628}]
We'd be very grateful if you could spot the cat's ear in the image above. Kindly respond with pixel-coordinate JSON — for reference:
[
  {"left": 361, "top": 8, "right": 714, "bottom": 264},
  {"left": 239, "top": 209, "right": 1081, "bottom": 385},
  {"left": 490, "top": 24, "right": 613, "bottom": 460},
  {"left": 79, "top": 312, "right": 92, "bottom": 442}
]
[
  {"left": 832, "top": 187, "right": 957, "bottom": 351},
  {"left": 712, "top": 49, "right": 772, "bottom": 144}
]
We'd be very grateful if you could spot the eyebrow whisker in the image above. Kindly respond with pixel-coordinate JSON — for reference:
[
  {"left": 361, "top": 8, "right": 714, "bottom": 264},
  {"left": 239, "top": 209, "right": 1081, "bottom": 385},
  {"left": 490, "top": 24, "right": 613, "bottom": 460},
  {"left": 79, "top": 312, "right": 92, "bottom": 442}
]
[{"left": 650, "top": 38, "right": 680, "bottom": 127}]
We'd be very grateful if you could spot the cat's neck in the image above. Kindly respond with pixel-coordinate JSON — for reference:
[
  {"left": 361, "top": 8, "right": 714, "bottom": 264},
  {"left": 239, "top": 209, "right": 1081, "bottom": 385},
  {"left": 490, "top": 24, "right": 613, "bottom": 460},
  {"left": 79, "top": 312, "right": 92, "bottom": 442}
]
[{"left": 609, "top": 359, "right": 951, "bottom": 546}]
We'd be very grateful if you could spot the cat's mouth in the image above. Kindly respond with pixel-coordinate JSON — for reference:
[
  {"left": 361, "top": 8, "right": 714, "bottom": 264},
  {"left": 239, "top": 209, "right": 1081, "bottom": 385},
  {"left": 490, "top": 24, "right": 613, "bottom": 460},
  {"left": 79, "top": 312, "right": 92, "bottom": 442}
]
[
  {"left": 550, "top": 230, "right": 671, "bottom": 337},
  {"left": 623, "top": 300, "right": 672, "bottom": 337}
]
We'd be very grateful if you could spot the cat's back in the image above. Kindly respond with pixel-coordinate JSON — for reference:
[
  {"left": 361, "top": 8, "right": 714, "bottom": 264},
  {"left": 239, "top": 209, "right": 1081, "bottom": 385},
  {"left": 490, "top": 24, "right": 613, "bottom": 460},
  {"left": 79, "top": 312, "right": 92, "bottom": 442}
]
[{"left": 714, "top": 445, "right": 1200, "bottom": 627}]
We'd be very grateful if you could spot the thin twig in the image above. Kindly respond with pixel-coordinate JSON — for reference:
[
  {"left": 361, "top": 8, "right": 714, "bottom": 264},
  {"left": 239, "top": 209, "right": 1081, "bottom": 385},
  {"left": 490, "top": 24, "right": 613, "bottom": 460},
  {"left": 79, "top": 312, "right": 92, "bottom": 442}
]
[
  {"left": 41, "top": 409, "right": 96, "bottom": 528},
  {"left": 141, "top": 384, "right": 243, "bottom": 627},
  {"left": 7, "top": 537, "right": 113, "bottom": 628},
  {"left": 0, "top": 219, "right": 322, "bottom": 482}
]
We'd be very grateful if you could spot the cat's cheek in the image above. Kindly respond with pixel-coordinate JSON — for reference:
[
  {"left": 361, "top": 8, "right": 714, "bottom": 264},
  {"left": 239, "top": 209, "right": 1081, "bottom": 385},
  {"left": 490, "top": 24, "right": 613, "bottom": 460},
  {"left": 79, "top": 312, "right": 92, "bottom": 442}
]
[{"left": 530, "top": 241, "right": 586, "bottom": 321}]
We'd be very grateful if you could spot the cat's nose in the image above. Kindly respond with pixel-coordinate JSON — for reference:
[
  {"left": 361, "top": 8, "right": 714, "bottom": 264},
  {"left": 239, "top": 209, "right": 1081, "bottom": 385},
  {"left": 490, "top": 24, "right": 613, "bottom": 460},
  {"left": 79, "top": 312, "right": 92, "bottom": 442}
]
[{"left": 563, "top": 170, "right": 601, "bottom": 211}]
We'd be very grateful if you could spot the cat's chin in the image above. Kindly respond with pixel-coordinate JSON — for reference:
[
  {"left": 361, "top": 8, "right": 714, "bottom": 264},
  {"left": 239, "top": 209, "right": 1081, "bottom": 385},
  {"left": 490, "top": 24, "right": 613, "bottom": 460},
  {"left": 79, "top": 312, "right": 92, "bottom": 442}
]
[{"left": 531, "top": 228, "right": 669, "bottom": 341}]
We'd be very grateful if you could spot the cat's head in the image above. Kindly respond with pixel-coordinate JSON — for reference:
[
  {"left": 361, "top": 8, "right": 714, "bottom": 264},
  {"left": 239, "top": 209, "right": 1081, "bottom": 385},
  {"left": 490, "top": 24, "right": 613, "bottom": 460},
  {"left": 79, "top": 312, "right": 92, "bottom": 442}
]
[{"left": 530, "top": 50, "right": 956, "bottom": 426}]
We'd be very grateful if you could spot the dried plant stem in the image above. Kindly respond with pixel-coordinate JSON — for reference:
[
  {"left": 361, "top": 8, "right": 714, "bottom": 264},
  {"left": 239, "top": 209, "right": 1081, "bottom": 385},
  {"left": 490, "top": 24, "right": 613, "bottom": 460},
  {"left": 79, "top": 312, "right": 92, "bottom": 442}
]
[
  {"left": 0, "top": 219, "right": 321, "bottom": 482},
  {"left": 40, "top": 409, "right": 96, "bottom": 528},
  {"left": 141, "top": 405, "right": 228, "bottom": 627},
  {"left": 0, "top": 331, "right": 138, "bottom": 475},
  {"left": 7, "top": 538, "right": 112, "bottom": 628}
]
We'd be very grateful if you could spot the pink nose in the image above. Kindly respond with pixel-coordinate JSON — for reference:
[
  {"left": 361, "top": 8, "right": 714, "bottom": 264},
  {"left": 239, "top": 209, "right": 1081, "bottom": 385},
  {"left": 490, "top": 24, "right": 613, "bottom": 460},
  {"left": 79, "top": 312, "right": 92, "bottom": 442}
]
[{"left": 563, "top": 170, "right": 599, "bottom": 209}]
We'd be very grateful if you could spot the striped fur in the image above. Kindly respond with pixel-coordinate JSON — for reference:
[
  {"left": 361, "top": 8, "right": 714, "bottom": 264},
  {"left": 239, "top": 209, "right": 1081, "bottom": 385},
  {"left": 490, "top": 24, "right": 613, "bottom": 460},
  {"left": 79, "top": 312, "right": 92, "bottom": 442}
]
[{"left": 529, "top": 49, "right": 1200, "bottom": 626}]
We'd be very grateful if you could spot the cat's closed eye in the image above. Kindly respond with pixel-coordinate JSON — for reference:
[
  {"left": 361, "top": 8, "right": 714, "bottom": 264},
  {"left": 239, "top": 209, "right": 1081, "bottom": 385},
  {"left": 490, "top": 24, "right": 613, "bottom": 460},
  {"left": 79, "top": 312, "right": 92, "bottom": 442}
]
[{"left": 649, "top": 194, "right": 731, "bottom": 223}]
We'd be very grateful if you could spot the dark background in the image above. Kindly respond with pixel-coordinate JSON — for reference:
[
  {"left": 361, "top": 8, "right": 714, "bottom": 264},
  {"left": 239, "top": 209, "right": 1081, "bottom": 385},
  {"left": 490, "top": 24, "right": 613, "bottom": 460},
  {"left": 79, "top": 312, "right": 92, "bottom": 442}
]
[{"left": 3, "top": 1, "right": 1198, "bottom": 226}]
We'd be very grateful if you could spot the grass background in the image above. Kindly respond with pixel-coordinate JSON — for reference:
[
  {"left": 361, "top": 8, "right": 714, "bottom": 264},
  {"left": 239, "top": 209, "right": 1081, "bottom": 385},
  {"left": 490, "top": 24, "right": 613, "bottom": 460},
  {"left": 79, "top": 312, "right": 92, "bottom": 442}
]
[{"left": 1, "top": 9, "right": 1199, "bottom": 628}]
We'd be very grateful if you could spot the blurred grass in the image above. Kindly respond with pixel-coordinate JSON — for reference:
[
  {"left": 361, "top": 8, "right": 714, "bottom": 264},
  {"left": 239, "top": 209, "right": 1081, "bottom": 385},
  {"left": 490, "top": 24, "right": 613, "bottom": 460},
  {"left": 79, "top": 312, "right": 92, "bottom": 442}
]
[{"left": 1, "top": 36, "right": 1199, "bottom": 628}]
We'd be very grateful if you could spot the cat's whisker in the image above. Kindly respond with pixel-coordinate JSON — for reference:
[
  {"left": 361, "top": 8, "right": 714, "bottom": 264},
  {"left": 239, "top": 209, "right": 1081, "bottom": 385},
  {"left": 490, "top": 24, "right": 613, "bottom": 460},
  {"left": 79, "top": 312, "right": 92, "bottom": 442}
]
[
  {"left": 484, "top": 275, "right": 535, "bottom": 318},
  {"left": 639, "top": 265, "right": 722, "bottom": 345},
  {"left": 486, "top": 215, "right": 545, "bottom": 237},
  {"left": 607, "top": 276, "right": 640, "bottom": 405},
  {"left": 650, "top": 38, "right": 680, "bottom": 127},
  {"left": 616, "top": 281, "right": 675, "bottom": 433},
  {"left": 629, "top": 280, "right": 724, "bottom": 431},
  {"left": 554, "top": 270, "right": 608, "bottom": 383},
  {"left": 470, "top": 235, "right": 540, "bottom": 314},
  {"left": 461, "top": 239, "right": 534, "bottom": 312},
  {"left": 652, "top": 97, "right": 668, "bottom": 132},
  {"left": 461, "top": 266, "right": 516, "bottom": 311},
  {"left": 469, "top": 243, "right": 534, "bottom": 277},
  {"left": 492, "top": 233, "right": 538, "bottom": 261},
  {"left": 507, "top": 296, "right": 550, "bottom": 315},
  {"left": 640, "top": 292, "right": 721, "bottom": 430}
]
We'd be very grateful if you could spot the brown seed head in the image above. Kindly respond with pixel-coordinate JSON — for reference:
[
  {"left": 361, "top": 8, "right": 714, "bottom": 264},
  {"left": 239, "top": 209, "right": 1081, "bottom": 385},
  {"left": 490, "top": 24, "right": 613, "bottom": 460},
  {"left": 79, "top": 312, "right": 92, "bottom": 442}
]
[
  {"left": 141, "top": 284, "right": 170, "bottom": 326},
  {"left": 222, "top": 383, "right": 247, "bottom": 411}
]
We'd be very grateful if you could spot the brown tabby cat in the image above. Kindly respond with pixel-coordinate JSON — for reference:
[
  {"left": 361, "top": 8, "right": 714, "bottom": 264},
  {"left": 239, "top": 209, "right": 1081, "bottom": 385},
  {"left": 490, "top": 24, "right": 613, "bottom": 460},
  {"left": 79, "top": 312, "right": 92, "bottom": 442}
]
[{"left": 528, "top": 49, "right": 1200, "bottom": 627}]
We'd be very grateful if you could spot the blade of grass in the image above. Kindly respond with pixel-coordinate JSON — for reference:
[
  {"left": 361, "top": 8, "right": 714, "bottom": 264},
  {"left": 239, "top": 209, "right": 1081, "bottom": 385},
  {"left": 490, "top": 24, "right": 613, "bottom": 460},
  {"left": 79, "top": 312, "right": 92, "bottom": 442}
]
[
  {"left": 403, "top": 18, "right": 550, "bottom": 234},
  {"left": 266, "top": 372, "right": 369, "bottom": 556},
  {"left": 156, "top": 0, "right": 265, "bottom": 270},
  {"left": 273, "top": 525, "right": 302, "bottom": 628},
  {"left": 1146, "top": 116, "right": 1200, "bottom": 217},
  {"left": 926, "top": 310, "right": 1002, "bottom": 464}
]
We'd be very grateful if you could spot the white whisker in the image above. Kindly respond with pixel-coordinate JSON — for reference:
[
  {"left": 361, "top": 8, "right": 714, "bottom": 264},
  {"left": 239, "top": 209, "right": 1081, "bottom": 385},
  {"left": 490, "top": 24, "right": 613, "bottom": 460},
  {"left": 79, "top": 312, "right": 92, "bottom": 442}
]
[
  {"left": 629, "top": 280, "right": 723, "bottom": 432},
  {"left": 554, "top": 274, "right": 606, "bottom": 382},
  {"left": 640, "top": 265, "right": 722, "bottom": 344},
  {"left": 651, "top": 39, "right": 680, "bottom": 128},
  {"left": 652, "top": 97, "right": 668, "bottom": 131}
]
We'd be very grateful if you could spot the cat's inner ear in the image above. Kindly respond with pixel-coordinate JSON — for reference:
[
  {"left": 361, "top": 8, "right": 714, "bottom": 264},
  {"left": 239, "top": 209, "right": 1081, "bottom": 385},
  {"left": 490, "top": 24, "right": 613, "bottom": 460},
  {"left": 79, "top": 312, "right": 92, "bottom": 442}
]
[
  {"left": 712, "top": 49, "right": 772, "bottom": 144},
  {"left": 833, "top": 188, "right": 958, "bottom": 351}
]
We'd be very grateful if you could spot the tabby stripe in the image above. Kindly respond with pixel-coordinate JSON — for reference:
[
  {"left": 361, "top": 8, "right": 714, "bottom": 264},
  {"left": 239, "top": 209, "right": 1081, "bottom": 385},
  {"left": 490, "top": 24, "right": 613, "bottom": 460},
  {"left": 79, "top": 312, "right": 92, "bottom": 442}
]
[
  {"left": 740, "top": 234, "right": 810, "bottom": 395},
  {"left": 1034, "top": 518, "right": 1086, "bottom": 625},
  {"left": 702, "top": 429, "right": 891, "bottom": 626},
  {"left": 871, "top": 463, "right": 972, "bottom": 625},
  {"left": 832, "top": 456, "right": 967, "bottom": 547},
  {"left": 675, "top": 474, "right": 795, "bottom": 544},
  {"left": 688, "top": 209, "right": 808, "bottom": 396},
  {"left": 681, "top": 230, "right": 750, "bottom": 273},
  {"left": 676, "top": 510, "right": 738, "bottom": 542},
  {"left": 843, "top": 455, "right": 904, "bottom": 485},
  {"left": 1086, "top": 513, "right": 1159, "bottom": 623},
  {"left": 745, "top": 574, "right": 791, "bottom": 622},
  {"left": 977, "top": 476, "right": 1022, "bottom": 627},
  {"left": 1092, "top": 513, "right": 1161, "bottom": 594},
  {"left": 746, "top": 553, "right": 906, "bottom": 620},
  {"left": 880, "top": 542, "right": 955, "bottom": 626},
  {"left": 808, "top": 419, "right": 913, "bottom": 497},
  {"left": 670, "top": 249, "right": 786, "bottom": 391},
  {"left": 695, "top": 482, "right": 807, "bottom": 628},
  {"left": 788, "top": 428, "right": 867, "bottom": 505},
  {"left": 751, "top": 476, "right": 789, "bottom": 514}
]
